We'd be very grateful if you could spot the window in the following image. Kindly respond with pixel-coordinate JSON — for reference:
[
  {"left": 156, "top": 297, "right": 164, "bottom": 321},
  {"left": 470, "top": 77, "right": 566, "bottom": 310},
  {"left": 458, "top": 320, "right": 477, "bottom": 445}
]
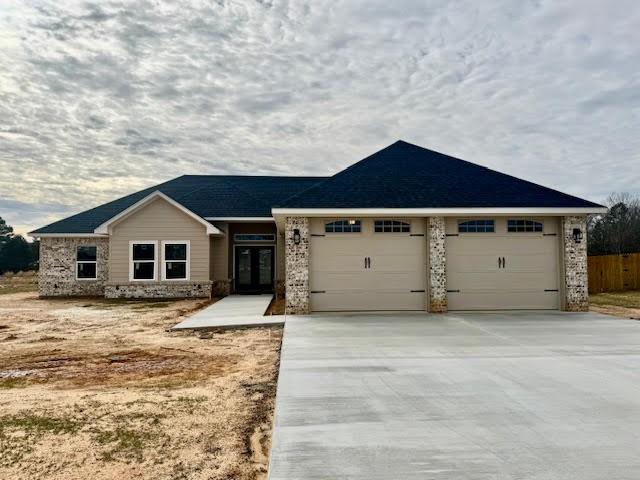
[
  {"left": 507, "top": 219, "right": 543, "bottom": 232},
  {"left": 325, "top": 220, "right": 361, "bottom": 233},
  {"left": 374, "top": 220, "right": 411, "bottom": 233},
  {"left": 458, "top": 219, "right": 495, "bottom": 233},
  {"left": 162, "top": 241, "right": 189, "bottom": 280},
  {"left": 76, "top": 246, "right": 97, "bottom": 280},
  {"left": 130, "top": 241, "right": 157, "bottom": 281},
  {"left": 233, "top": 234, "right": 275, "bottom": 242}
]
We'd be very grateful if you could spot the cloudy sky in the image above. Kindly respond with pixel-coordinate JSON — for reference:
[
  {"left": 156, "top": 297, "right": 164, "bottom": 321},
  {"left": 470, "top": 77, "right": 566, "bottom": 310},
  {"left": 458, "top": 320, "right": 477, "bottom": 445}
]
[{"left": 1, "top": 0, "right": 639, "bottom": 235}]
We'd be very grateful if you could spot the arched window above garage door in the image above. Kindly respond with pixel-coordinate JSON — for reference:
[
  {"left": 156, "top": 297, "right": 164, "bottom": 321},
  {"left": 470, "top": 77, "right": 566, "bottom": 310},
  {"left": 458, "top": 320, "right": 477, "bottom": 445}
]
[
  {"left": 325, "top": 219, "right": 361, "bottom": 233},
  {"left": 507, "top": 219, "right": 543, "bottom": 232},
  {"left": 458, "top": 219, "right": 495, "bottom": 233},
  {"left": 374, "top": 220, "right": 411, "bottom": 233}
]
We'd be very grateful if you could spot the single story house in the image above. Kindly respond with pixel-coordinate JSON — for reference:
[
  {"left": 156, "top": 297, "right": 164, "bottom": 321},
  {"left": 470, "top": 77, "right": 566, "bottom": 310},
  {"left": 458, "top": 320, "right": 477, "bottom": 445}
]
[{"left": 30, "top": 141, "right": 605, "bottom": 313}]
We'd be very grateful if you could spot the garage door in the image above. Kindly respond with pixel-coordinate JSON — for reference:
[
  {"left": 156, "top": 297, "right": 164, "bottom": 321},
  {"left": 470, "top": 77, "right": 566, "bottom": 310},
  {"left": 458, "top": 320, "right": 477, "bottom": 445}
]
[
  {"left": 309, "top": 218, "right": 426, "bottom": 311},
  {"left": 446, "top": 217, "right": 560, "bottom": 310}
]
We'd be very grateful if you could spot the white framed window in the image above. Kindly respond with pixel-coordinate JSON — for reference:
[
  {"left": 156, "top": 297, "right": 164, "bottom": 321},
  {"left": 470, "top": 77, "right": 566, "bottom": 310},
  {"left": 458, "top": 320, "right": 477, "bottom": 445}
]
[
  {"left": 76, "top": 245, "right": 97, "bottom": 280},
  {"left": 458, "top": 219, "right": 495, "bottom": 233},
  {"left": 374, "top": 220, "right": 411, "bottom": 233},
  {"left": 162, "top": 241, "right": 190, "bottom": 281},
  {"left": 325, "top": 219, "right": 361, "bottom": 233},
  {"left": 129, "top": 241, "right": 158, "bottom": 281},
  {"left": 507, "top": 219, "right": 543, "bottom": 232}
]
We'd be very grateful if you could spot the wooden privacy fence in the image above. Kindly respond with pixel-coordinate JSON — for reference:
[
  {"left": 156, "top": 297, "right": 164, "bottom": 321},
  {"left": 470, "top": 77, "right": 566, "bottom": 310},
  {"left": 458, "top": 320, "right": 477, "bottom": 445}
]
[{"left": 588, "top": 253, "right": 640, "bottom": 293}]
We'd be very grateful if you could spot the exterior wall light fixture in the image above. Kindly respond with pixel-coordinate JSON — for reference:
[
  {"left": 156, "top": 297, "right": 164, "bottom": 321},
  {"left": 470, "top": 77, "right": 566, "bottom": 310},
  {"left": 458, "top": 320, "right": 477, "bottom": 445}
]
[
  {"left": 293, "top": 228, "right": 301, "bottom": 245},
  {"left": 572, "top": 228, "right": 583, "bottom": 243}
]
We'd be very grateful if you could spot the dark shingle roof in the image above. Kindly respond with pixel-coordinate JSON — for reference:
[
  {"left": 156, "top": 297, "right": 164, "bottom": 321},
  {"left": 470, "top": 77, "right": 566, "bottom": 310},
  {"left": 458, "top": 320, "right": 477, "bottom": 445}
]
[
  {"left": 32, "top": 141, "right": 603, "bottom": 235},
  {"left": 31, "top": 175, "right": 325, "bottom": 234},
  {"left": 278, "top": 141, "right": 603, "bottom": 209}
]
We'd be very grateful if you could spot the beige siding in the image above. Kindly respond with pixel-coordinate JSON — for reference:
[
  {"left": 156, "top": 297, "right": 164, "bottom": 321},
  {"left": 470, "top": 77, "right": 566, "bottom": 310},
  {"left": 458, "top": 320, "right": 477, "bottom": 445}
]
[
  {"left": 109, "top": 197, "right": 210, "bottom": 283},
  {"left": 210, "top": 223, "right": 229, "bottom": 281}
]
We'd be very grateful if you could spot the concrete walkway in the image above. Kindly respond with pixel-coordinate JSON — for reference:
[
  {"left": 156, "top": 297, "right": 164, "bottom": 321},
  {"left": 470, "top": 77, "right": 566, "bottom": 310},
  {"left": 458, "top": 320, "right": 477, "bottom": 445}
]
[
  {"left": 269, "top": 311, "right": 640, "bottom": 479},
  {"left": 172, "top": 294, "right": 281, "bottom": 329}
]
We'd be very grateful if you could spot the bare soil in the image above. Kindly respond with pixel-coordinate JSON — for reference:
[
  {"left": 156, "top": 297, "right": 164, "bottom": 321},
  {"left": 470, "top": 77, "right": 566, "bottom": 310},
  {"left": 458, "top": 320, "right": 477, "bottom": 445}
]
[{"left": 0, "top": 292, "right": 283, "bottom": 480}]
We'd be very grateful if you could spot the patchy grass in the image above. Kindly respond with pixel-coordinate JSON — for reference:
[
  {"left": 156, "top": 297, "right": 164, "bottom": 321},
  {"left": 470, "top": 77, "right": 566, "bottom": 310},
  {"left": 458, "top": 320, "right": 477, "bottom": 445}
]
[
  {"left": 590, "top": 290, "right": 640, "bottom": 309},
  {"left": 590, "top": 290, "right": 640, "bottom": 320},
  {"left": 95, "top": 427, "right": 164, "bottom": 462},
  {"left": 0, "top": 271, "right": 37, "bottom": 295}
]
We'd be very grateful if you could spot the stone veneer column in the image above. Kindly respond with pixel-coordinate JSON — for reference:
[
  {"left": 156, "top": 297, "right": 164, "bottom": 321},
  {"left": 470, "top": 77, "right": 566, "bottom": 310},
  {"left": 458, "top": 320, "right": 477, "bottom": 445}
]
[
  {"left": 428, "top": 216, "right": 447, "bottom": 312},
  {"left": 562, "top": 215, "right": 589, "bottom": 311},
  {"left": 285, "top": 216, "right": 310, "bottom": 314}
]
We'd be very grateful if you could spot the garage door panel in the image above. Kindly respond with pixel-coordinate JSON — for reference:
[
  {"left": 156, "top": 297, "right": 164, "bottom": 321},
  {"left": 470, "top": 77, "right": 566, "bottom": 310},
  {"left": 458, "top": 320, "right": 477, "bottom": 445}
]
[
  {"left": 310, "top": 219, "right": 426, "bottom": 312},
  {"left": 448, "top": 291, "right": 559, "bottom": 310},
  {"left": 447, "top": 253, "right": 501, "bottom": 272},
  {"left": 446, "top": 218, "right": 560, "bottom": 310},
  {"left": 311, "top": 290, "right": 424, "bottom": 312}
]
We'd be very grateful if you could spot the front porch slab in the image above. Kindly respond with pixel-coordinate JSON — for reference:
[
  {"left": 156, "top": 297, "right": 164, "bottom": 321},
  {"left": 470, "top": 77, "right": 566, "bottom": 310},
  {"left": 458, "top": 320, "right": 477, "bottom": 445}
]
[{"left": 171, "top": 294, "right": 281, "bottom": 329}]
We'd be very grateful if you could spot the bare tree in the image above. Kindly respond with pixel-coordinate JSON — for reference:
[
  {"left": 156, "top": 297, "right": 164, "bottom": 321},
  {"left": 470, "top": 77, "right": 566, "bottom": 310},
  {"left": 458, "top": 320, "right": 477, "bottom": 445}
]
[{"left": 588, "top": 193, "right": 640, "bottom": 255}]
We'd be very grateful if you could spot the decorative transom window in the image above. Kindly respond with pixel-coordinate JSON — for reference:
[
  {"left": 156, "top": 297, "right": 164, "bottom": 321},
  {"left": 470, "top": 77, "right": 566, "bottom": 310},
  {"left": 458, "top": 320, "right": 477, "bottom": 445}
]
[
  {"left": 162, "top": 241, "right": 189, "bottom": 280},
  {"left": 374, "top": 220, "right": 411, "bottom": 233},
  {"left": 130, "top": 241, "right": 157, "bottom": 281},
  {"left": 325, "top": 220, "right": 361, "bottom": 233},
  {"left": 507, "top": 219, "right": 543, "bottom": 232},
  {"left": 458, "top": 219, "right": 495, "bottom": 233},
  {"left": 234, "top": 234, "right": 275, "bottom": 242},
  {"left": 76, "top": 246, "right": 97, "bottom": 280}
]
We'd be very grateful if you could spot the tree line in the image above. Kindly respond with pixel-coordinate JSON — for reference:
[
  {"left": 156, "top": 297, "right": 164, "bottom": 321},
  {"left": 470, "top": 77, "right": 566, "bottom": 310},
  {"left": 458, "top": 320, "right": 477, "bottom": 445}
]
[
  {"left": 588, "top": 193, "right": 640, "bottom": 256},
  {"left": 0, "top": 217, "right": 39, "bottom": 274}
]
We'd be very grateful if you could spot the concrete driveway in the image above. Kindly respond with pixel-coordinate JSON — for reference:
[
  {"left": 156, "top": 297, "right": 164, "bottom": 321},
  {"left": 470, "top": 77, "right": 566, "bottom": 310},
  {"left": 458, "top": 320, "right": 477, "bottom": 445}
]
[{"left": 268, "top": 312, "right": 640, "bottom": 479}]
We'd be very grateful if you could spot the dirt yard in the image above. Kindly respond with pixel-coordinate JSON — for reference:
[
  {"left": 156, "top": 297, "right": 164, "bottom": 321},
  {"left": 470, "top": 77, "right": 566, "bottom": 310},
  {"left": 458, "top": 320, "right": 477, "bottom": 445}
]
[
  {"left": 590, "top": 290, "right": 640, "bottom": 320},
  {"left": 0, "top": 292, "right": 283, "bottom": 480}
]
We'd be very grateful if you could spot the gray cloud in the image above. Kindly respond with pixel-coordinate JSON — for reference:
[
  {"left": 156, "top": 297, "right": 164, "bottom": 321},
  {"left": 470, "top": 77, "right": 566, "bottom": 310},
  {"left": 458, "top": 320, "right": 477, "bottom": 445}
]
[{"left": 0, "top": 0, "right": 639, "bottom": 235}]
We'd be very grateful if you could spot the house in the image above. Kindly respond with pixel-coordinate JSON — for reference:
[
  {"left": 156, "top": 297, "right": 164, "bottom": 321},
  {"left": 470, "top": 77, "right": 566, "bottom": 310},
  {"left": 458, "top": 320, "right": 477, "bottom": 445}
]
[{"left": 30, "top": 141, "right": 605, "bottom": 313}]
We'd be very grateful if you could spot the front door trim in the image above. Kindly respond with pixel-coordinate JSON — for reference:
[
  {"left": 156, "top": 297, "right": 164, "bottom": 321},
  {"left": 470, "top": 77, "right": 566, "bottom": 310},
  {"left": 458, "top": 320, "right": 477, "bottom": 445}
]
[{"left": 233, "top": 244, "right": 276, "bottom": 294}]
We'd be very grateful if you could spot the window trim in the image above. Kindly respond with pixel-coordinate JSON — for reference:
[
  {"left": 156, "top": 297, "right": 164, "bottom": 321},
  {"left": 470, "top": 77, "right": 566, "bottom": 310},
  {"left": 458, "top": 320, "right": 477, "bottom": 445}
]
[
  {"left": 373, "top": 219, "right": 411, "bottom": 233},
  {"left": 129, "top": 240, "right": 158, "bottom": 282},
  {"left": 457, "top": 219, "right": 496, "bottom": 233},
  {"left": 507, "top": 218, "right": 544, "bottom": 233},
  {"left": 324, "top": 219, "right": 362, "bottom": 234},
  {"left": 75, "top": 245, "right": 98, "bottom": 281},
  {"left": 161, "top": 240, "right": 190, "bottom": 281}
]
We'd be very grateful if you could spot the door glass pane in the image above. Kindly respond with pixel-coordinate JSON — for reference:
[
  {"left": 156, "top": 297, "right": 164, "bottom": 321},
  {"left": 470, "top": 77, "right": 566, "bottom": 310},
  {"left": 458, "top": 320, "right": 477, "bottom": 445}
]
[
  {"left": 259, "top": 249, "right": 272, "bottom": 285},
  {"left": 238, "top": 249, "right": 251, "bottom": 286}
]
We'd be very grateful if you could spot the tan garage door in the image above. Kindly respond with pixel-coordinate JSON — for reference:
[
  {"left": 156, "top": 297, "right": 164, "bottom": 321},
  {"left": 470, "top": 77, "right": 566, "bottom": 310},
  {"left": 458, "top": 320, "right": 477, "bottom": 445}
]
[
  {"left": 446, "top": 217, "right": 560, "bottom": 310},
  {"left": 309, "top": 218, "right": 426, "bottom": 311}
]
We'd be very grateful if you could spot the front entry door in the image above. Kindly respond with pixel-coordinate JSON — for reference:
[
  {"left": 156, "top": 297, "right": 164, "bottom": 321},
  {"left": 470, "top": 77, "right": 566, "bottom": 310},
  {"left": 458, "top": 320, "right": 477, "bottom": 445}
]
[{"left": 235, "top": 246, "right": 275, "bottom": 294}]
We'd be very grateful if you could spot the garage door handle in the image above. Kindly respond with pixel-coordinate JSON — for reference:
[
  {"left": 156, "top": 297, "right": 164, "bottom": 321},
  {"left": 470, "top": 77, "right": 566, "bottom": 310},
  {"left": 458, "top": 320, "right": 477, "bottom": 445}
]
[{"left": 502, "top": 256, "right": 506, "bottom": 268}]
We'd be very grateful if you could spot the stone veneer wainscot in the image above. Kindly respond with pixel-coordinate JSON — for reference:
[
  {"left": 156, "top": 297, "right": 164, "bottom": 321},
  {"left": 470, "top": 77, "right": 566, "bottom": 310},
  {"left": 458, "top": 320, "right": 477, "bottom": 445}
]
[
  {"left": 39, "top": 237, "right": 109, "bottom": 296},
  {"left": 104, "top": 282, "right": 212, "bottom": 299}
]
